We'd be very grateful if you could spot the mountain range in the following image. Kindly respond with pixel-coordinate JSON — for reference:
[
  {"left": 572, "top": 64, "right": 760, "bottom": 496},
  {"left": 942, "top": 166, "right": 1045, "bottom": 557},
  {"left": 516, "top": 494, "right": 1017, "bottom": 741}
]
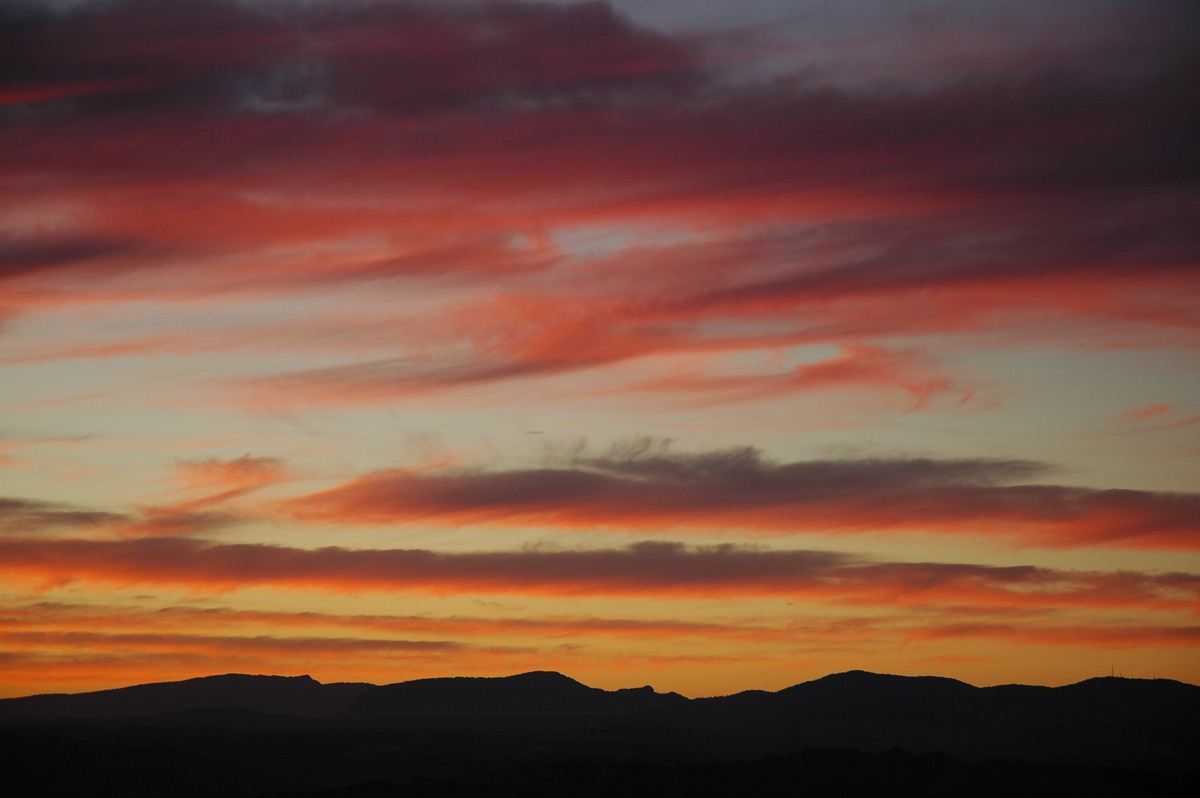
[
  {"left": 3, "top": 668, "right": 1195, "bottom": 725},
  {"left": 1, "top": 670, "right": 1195, "bottom": 797}
]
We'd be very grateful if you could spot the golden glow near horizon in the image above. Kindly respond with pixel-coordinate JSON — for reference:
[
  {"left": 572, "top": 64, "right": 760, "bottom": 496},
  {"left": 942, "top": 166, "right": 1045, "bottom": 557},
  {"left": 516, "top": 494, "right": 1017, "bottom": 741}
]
[{"left": 1, "top": 0, "right": 1197, "bottom": 699}]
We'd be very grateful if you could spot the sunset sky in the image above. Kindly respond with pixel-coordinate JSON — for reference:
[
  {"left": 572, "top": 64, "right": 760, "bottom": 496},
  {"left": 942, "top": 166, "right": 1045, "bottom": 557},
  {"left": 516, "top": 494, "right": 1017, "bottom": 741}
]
[{"left": 1, "top": 0, "right": 1197, "bottom": 699}]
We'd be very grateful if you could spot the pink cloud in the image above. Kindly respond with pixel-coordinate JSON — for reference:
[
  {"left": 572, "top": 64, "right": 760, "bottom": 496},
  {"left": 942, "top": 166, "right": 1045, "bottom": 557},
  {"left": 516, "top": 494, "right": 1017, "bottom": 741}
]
[{"left": 1121, "top": 403, "right": 1174, "bottom": 423}]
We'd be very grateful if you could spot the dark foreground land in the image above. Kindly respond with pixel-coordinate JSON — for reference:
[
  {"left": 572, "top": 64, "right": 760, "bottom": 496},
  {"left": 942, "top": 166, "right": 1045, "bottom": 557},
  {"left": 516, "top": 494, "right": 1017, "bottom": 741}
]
[{"left": 1, "top": 670, "right": 1196, "bottom": 797}]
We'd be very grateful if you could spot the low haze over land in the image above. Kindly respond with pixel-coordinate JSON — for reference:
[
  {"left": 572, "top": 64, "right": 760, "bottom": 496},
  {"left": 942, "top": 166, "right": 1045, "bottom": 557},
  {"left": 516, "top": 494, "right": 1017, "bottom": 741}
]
[{"left": 1, "top": 0, "right": 1197, "bottom": 698}]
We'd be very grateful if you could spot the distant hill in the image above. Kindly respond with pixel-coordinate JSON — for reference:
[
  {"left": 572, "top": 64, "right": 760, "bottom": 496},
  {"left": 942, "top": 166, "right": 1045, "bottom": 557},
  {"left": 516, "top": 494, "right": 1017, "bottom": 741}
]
[
  {"left": 3, "top": 669, "right": 1196, "bottom": 726},
  {"left": 340, "top": 670, "right": 687, "bottom": 719},
  {"left": 0, "top": 673, "right": 371, "bottom": 720},
  {"left": 3, "top": 669, "right": 1197, "bottom": 727},
  {"left": 688, "top": 669, "right": 1200, "bottom": 727},
  {"left": 678, "top": 670, "right": 1200, "bottom": 768},
  {"left": 1, "top": 670, "right": 1195, "bottom": 797},
  {"left": 1, "top": 670, "right": 1196, "bottom": 767}
]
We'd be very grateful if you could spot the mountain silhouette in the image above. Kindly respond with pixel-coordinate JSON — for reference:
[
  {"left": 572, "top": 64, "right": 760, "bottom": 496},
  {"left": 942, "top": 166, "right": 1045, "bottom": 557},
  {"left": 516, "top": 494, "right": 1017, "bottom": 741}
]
[
  {"left": 341, "top": 670, "right": 687, "bottom": 719},
  {"left": 2, "top": 669, "right": 1196, "bottom": 730},
  {"left": 0, "top": 673, "right": 371, "bottom": 720},
  {"left": 691, "top": 670, "right": 977, "bottom": 718},
  {"left": 1, "top": 670, "right": 1195, "bottom": 797}
]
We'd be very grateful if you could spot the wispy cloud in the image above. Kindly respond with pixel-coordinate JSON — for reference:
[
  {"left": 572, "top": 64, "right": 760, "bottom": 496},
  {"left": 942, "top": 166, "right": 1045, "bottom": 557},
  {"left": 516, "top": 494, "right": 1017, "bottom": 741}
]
[{"left": 0, "top": 497, "right": 125, "bottom": 536}]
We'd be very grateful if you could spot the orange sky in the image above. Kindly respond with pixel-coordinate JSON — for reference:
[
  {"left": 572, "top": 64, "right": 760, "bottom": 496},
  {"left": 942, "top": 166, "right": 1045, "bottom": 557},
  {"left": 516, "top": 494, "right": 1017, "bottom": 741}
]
[{"left": 1, "top": 0, "right": 1197, "bottom": 698}]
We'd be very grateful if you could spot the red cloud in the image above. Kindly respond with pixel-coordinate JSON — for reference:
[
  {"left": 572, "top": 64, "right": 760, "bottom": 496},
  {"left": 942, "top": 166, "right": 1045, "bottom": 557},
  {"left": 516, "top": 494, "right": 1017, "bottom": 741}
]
[
  {"left": 0, "top": 537, "right": 1195, "bottom": 614},
  {"left": 9, "top": 602, "right": 1196, "bottom": 654},
  {"left": 909, "top": 622, "right": 1200, "bottom": 650},
  {"left": 0, "top": 602, "right": 800, "bottom": 647},
  {"left": 286, "top": 447, "right": 1200, "bottom": 550},
  {"left": 3, "top": 602, "right": 1194, "bottom": 697},
  {"left": 2, "top": 2, "right": 1193, "bottom": 299},
  {"left": 0, "top": 1, "right": 1192, "bottom": 417},
  {"left": 1121, "top": 403, "right": 1174, "bottom": 423}
]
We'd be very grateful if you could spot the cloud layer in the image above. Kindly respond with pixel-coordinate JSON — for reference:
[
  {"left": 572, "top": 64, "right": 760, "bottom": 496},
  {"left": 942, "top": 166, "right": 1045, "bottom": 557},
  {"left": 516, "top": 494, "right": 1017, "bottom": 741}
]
[
  {"left": 290, "top": 446, "right": 1200, "bottom": 549},
  {"left": 2, "top": 0, "right": 1195, "bottom": 401},
  {"left": 2, "top": 0, "right": 1196, "bottom": 695},
  {"left": 1, "top": 536, "right": 1195, "bottom": 614}
]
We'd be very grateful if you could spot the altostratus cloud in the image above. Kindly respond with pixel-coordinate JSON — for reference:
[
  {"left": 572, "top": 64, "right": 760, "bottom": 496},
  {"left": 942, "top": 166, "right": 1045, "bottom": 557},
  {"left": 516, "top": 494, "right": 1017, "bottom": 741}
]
[
  {"left": 289, "top": 447, "right": 1200, "bottom": 550},
  {"left": 0, "top": 602, "right": 791, "bottom": 645},
  {"left": 7, "top": 602, "right": 1197, "bottom": 652},
  {"left": 0, "top": 537, "right": 1196, "bottom": 613},
  {"left": 2, "top": 0, "right": 1193, "bottom": 320}
]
